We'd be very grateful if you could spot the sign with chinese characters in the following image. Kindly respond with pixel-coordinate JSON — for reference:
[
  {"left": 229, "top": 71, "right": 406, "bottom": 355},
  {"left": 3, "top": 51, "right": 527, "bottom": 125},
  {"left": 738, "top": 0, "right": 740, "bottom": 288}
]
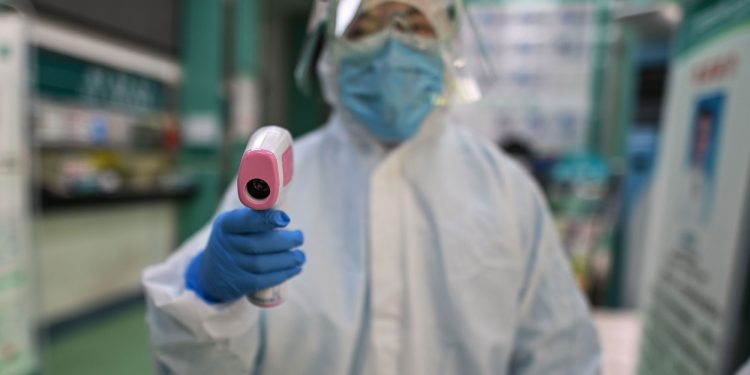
[
  {"left": 36, "top": 48, "right": 165, "bottom": 113},
  {"left": 638, "top": 0, "right": 750, "bottom": 372}
]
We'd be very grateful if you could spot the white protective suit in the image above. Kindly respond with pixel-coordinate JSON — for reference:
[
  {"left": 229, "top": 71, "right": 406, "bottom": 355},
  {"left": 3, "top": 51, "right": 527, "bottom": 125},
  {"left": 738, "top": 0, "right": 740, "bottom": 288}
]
[{"left": 143, "top": 46, "right": 601, "bottom": 375}]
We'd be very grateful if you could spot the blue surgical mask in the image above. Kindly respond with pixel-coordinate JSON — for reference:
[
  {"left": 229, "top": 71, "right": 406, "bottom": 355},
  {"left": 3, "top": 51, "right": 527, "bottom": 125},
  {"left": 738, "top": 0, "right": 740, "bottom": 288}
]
[{"left": 337, "top": 37, "right": 445, "bottom": 142}]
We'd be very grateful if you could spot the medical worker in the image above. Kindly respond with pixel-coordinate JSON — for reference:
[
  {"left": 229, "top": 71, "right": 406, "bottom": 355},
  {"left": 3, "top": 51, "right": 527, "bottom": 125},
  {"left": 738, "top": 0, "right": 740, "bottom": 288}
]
[{"left": 142, "top": 0, "right": 601, "bottom": 373}]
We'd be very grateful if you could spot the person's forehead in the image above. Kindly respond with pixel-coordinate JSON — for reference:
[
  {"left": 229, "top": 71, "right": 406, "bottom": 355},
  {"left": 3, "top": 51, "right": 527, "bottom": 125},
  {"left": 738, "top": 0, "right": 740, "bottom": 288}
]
[
  {"left": 336, "top": 0, "right": 455, "bottom": 40},
  {"left": 360, "top": 0, "right": 420, "bottom": 11},
  {"left": 367, "top": 2, "right": 421, "bottom": 13},
  {"left": 359, "top": 2, "right": 429, "bottom": 20}
]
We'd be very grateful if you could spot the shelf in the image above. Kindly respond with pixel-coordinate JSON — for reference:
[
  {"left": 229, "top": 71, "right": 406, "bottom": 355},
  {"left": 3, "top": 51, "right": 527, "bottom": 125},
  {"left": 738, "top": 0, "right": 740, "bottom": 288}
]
[
  {"left": 38, "top": 144, "right": 132, "bottom": 152},
  {"left": 39, "top": 183, "right": 197, "bottom": 211},
  {"left": 37, "top": 143, "right": 168, "bottom": 153}
]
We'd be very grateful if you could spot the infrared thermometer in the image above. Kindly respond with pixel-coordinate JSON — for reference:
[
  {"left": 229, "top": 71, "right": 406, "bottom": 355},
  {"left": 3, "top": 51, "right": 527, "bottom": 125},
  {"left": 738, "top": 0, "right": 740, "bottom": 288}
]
[{"left": 237, "top": 125, "right": 294, "bottom": 307}]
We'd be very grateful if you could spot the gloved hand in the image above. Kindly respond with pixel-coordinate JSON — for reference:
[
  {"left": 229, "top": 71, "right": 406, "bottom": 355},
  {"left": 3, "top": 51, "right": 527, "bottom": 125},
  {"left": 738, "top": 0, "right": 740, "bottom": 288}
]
[{"left": 185, "top": 208, "right": 306, "bottom": 304}]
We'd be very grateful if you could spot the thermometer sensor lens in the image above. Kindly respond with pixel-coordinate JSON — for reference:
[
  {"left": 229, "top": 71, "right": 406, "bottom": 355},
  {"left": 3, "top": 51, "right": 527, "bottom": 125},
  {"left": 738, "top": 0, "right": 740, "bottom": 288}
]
[{"left": 247, "top": 179, "right": 271, "bottom": 200}]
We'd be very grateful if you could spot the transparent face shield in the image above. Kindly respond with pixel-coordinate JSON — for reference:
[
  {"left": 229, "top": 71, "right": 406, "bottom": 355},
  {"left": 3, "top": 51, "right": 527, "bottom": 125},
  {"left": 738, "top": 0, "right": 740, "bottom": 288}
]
[{"left": 326, "top": 0, "right": 496, "bottom": 104}]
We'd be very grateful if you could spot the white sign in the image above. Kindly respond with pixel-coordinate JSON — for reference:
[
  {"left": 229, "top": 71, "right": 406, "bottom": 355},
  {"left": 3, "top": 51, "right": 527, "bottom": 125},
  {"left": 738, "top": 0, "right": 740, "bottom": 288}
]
[
  {"left": 638, "top": 18, "right": 750, "bottom": 375},
  {"left": 183, "top": 113, "right": 222, "bottom": 148},
  {"left": 230, "top": 76, "right": 260, "bottom": 140}
]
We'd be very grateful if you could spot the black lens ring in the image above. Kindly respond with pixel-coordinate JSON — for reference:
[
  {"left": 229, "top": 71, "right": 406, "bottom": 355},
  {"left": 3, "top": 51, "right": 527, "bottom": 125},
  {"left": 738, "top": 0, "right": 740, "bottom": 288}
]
[{"left": 246, "top": 179, "right": 271, "bottom": 200}]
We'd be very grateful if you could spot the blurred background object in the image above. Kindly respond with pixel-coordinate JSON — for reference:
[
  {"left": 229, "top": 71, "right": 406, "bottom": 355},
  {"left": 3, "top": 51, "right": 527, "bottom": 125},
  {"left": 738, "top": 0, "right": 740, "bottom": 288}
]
[
  {"left": 0, "top": 4, "right": 35, "bottom": 375},
  {"left": 0, "top": 0, "right": 749, "bottom": 374}
]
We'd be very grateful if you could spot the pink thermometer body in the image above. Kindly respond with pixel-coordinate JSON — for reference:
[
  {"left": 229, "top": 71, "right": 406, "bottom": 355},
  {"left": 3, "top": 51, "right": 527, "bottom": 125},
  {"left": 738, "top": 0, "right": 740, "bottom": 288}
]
[{"left": 237, "top": 125, "right": 294, "bottom": 307}]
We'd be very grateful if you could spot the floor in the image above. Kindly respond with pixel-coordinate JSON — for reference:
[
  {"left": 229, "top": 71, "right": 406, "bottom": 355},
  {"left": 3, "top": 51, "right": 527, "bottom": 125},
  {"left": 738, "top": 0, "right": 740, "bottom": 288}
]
[
  {"left": 39, "top": 303, "right": 641, "bottom": 375},
  {"left": 593, "top": 309, "right": 642, "bottom": 375},
  {"left": 42, "top": 302, "right": 153, "bottom": 375}
]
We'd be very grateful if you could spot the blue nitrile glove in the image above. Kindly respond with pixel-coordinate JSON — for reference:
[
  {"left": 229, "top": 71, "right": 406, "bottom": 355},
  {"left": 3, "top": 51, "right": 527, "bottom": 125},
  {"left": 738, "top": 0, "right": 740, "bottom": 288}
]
[{"left": 185, "top": 208, "right": 306, "bottom": 304}]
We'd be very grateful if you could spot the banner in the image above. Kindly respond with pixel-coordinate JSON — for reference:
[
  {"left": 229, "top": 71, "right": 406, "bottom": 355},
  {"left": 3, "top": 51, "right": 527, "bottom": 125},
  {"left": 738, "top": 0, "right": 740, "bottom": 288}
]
[{"left": 638, "top": 0, "right": 750, "bottom": 373}]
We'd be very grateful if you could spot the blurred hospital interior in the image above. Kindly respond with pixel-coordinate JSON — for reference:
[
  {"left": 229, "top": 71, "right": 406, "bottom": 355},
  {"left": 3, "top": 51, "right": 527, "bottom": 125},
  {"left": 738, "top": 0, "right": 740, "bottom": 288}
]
[{"left": 0, "top": 0, "right": 749, "bottom": 374}]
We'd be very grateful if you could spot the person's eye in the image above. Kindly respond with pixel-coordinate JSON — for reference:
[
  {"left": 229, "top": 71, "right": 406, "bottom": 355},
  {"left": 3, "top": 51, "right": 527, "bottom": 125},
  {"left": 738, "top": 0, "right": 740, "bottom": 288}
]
[
  {"left": 415, "top": 25, "right": 435, "bottom": 36},
  {"left": 346, "top": 23, "right": 371, "bottom": 39},
  {"left": 346, "top": 27, "right": 362, "bottom": 39}
]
